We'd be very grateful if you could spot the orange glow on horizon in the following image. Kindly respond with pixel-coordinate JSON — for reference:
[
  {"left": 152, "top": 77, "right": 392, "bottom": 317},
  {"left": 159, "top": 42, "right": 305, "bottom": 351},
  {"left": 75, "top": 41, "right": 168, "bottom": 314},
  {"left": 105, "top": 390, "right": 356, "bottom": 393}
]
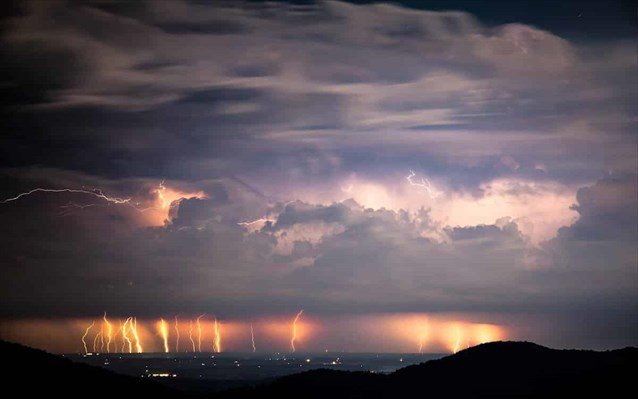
[{"left": 1, "top": 314, "right": 506, "bottom": 354}]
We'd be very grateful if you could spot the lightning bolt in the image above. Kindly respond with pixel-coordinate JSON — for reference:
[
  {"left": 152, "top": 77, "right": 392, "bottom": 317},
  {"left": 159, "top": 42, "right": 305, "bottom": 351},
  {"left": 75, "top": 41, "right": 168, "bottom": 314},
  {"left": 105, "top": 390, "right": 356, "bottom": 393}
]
[
  {"left": 237, "top": 201, "right": 294, "bottom": 229},
  {"left": 122, "top": 318, "right": 133, "bottom": 353},
  {"left": 417, "top": 321, "right": 428, "bottom": 354},
  {"left": 58, "top": 201, "right": 99, "bottom": 217},
  {"left": 291, "top": 310, "right": 304, "bottom": 353},
  {"left": 250, "top": 323, "right": 256, "bottom": 353},
  {"left": 159, "top": 318, "right": 169, "bottom": 353},
  {"left": 116, "top": 319, "right": 123, "bottom": 351},
  {"left": 103, "top": 312, "right": 113, "bottom": 353},
  {"left": 93, "top": 331, "right": 103, "bottom": 353},
  {"left": 99, "top": 325, "right": 105, "bottom": 352},
  {"left": 131, "top": 317, "right": 143, "bottom": 353},
  {"left": 452, "top": 325, "right": 462, "bottom": 354},
  {"left": 406, "top": 170, "right": 442, "bottom": 199},
  {"left": 188, "top": 320, "right": 196, "bottom": 352},
  {"left": 174, "top": 316, "right": 180, "bottom": 353},
  {"left": 81, "top": 321, "right": 95, "bottom": 354},
  {"left": 0, "top": 188, "right": 131, "bottom": 205},
  {"left": 213, "top": 317, "right": 222, "bottom": 353},
  {"left": 237, "top": 218, "right": 271, "bottom": 227},
  {"left": 156, "top": 181, "right": 168, "bottom": 209},
  {"left": 196, "top": 314, "right": 204, "bottom": 352}
]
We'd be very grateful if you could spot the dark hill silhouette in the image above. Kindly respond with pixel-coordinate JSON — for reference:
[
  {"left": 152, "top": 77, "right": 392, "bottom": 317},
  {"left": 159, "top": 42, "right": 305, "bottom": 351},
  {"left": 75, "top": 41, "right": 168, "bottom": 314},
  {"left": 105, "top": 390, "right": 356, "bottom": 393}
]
[
  {"left": 1, "top": 340, "right": 180, "bottom": 398},
  {"left": 3, "top": 340, "right": 636, "bottom": 399},
  {"left": 222, "top": 341, "right": 637, "bottom": 399}
]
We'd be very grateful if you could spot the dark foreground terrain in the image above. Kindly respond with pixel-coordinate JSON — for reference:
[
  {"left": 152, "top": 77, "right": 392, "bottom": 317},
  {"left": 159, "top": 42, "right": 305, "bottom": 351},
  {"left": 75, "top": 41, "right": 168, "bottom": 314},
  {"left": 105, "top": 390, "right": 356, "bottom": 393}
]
[{"left": 3, "top": 340, "right": 636, "bottom": 398}]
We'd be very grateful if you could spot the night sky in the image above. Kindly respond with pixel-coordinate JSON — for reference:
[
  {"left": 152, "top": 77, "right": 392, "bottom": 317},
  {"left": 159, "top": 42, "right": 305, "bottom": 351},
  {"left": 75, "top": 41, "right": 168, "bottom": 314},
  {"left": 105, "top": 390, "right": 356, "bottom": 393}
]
[{"left": 0, "top": 0, "right": 636, "bottom": 353}]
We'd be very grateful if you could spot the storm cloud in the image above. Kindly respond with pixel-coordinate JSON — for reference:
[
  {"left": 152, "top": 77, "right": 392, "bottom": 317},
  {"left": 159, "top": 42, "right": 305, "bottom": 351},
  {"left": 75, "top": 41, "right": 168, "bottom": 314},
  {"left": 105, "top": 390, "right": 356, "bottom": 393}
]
[{"left": 0, "top": 0, "right": 636, "bottom": 350}]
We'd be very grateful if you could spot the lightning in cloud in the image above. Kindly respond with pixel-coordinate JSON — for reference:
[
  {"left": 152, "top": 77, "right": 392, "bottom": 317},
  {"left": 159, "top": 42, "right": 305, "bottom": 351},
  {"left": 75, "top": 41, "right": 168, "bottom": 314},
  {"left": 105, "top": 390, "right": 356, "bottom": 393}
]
[
  {"left": 188, "top": 320, "right": 196, "bottom": 352},
  {"left": 174, "top": 316, "right": 180, "bottom": 353},
  {"left": 81, "top": 321, "right": 95, "bottom": 354},
  {"left": 58, "top": 201, "right": 99, "bottom": 217},
  {"left": 196, "top": 314, "right": 204, "bottom": 352},
  {"left": 250, "top": 323, "right": 256, "bottom": 353},
  {"left": 0, "top": 188, "right": 131, "bottom": 205},
  {"left": 291, "top": 310, "right": 304, "bottom": 353},
  {"left": 155, "top": 181, "right": 170, "bottom": 209},
  {"left": 213, "top": 317, "right": 222, "bottom": 353},
  {"left": 103, "top": 312, "right": 113, "bottom": 353},
  {"left": 406, "top": 170, "right": 442, "bottom": 199},
  {"left": 158, "top": 318, "right": 169, "bottom": 353},
  {"left": 237, "top": 218, "right": 271, "bottom": 227}
]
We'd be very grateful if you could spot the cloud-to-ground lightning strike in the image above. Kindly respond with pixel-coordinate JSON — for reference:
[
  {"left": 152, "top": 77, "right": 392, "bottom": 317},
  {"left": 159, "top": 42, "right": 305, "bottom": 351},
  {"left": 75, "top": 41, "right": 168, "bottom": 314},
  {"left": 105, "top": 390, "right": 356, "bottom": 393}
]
[
  {"left": 196, "top": 315, "right": 204, "bottom": 352},
  {"left": 250, "top": 324, "right": 256, "bottom": 353},
  {"left": 81, "top": 321, "right": 95, "bottom": 354},
  {"left": 122, "top": 318, "right": 132, "bottom": 353},
  {"left": 99, "top": 326, "right": 105, "bottom": 352},
  {"left": 103, "top": 312, "right": 113, "bottom": 353},
  {"left": 93, "top": 331, "right": 103, "bottom": 353},
  {"left": 406, "top": 170, "right": 442, "bottom": 199},
  {"left": 213, "top": 317, "right": 222, "bottom": 353},
  {"left": 0, "top": 188, "right": 131, "bottom": 205},
  {"left": 452, "top": 325, "right": 462, "bottom": 354},
  {"left": 131, "top": 317, "right": 143, "bottom": 353},
  {"left": 159, "top": 318, "right": 169, "bottom": 353},
  {"left": 174, "top": 316, "right": 180, "bottom": 353},
  {"left": 291, "top": 310, "right": 304, "bottom": 353},
  {"left": 188, "top": 320, "right": 196, "bottom": 352}
]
